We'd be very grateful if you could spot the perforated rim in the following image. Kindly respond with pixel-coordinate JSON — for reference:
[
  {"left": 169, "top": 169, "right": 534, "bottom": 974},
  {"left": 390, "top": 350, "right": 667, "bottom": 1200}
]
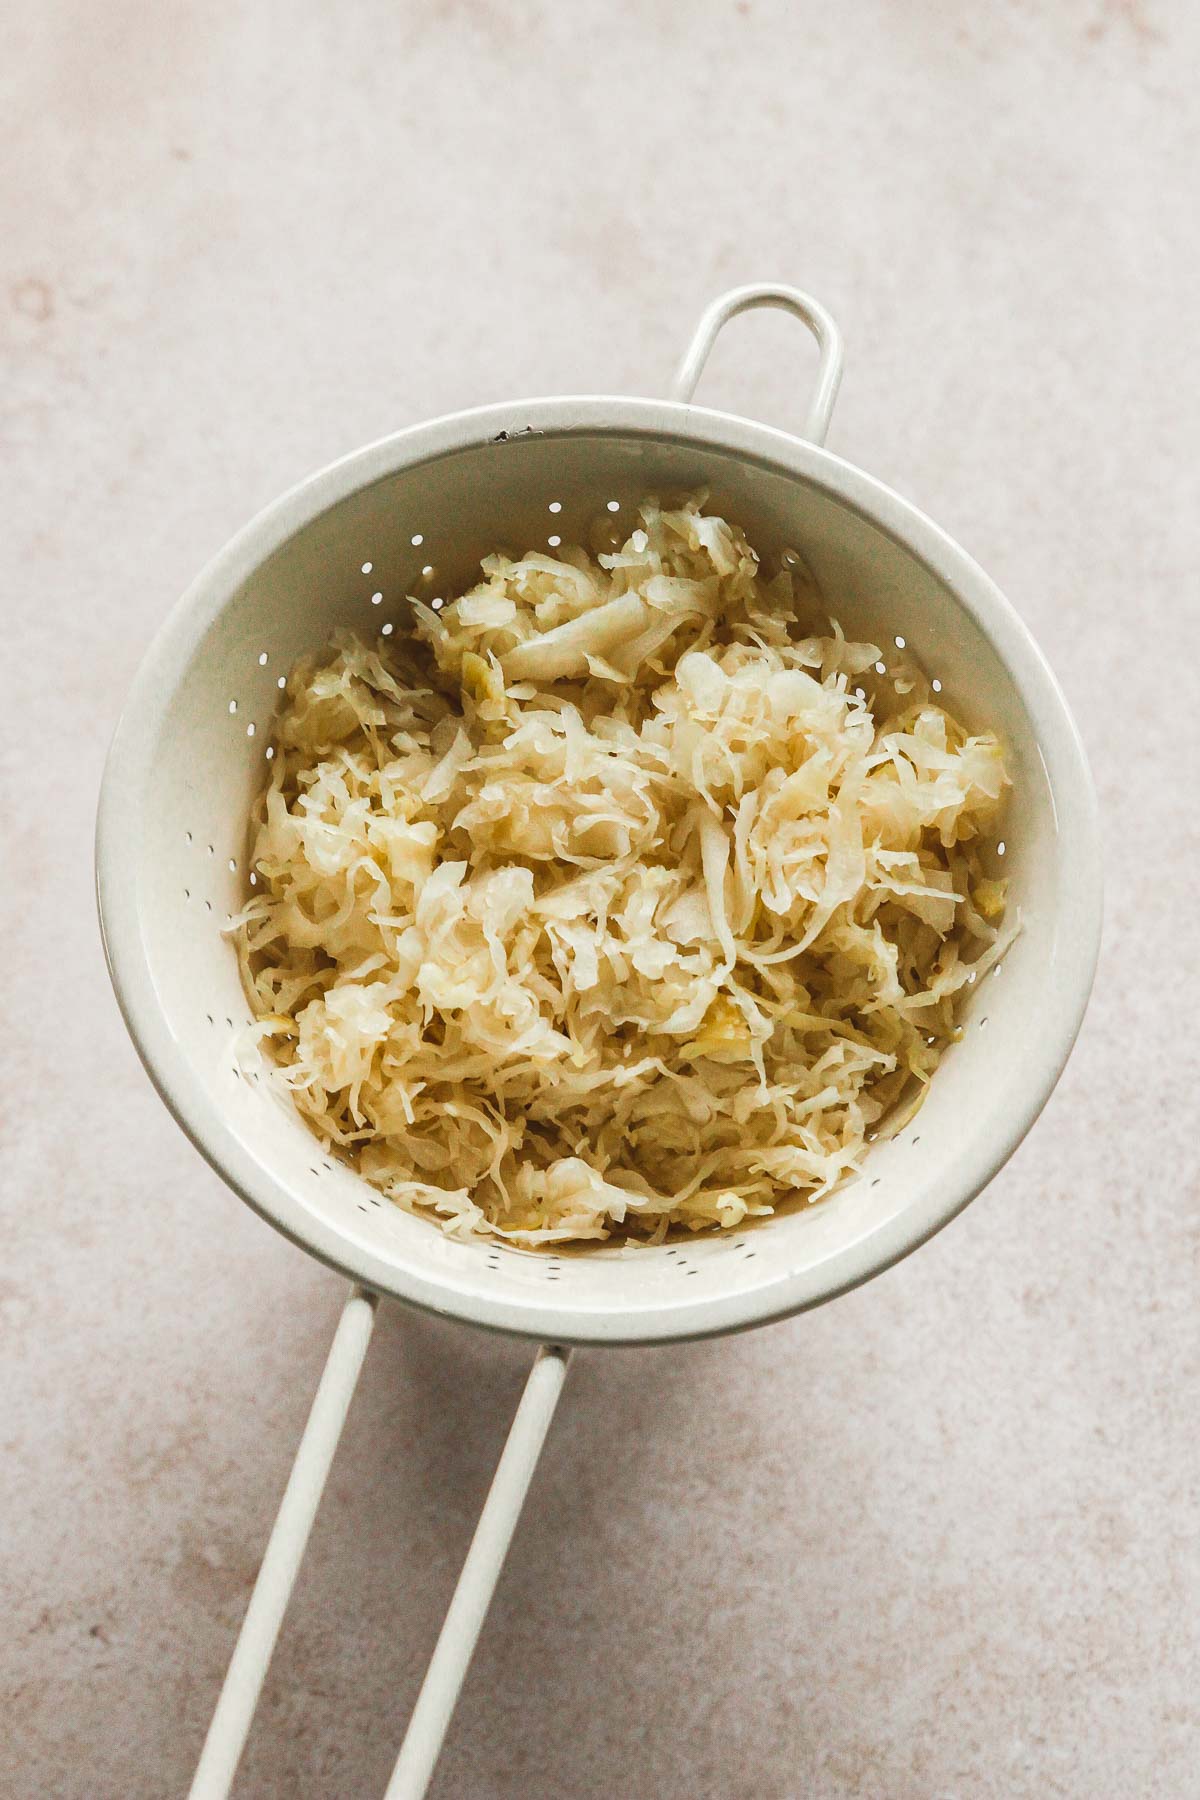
[{"left": 97, "top": 396, "right": 1102, "bottom": 1344}]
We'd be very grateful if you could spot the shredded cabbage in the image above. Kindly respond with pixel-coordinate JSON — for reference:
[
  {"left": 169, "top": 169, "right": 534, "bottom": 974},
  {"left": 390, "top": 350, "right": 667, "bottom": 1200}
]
[{"left": 233, "top": 496, "right": 1013, "bottom": 1245}]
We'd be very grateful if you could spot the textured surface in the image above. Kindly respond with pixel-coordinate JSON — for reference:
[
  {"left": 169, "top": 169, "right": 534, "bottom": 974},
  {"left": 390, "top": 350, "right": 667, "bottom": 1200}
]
[{"left": 3, "top": 3, "right": 1198, "bottom": 1796}]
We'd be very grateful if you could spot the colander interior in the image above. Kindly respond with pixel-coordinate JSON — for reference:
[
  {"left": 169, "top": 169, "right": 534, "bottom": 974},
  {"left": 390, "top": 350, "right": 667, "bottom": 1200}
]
[{"left": 101, "top": 404, "right": 1099, "bottom": 1342}]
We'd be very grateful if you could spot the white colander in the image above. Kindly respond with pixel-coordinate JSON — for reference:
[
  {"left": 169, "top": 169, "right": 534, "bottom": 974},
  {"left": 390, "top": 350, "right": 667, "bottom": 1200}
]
[{"left": 97, "top": 286, "right": 1101, "bottom": 1799}]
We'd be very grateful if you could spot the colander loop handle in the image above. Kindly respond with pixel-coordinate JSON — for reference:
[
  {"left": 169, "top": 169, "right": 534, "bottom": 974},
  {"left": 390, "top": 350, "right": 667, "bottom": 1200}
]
[{"left": 671, "top": 282, "right": 844, "bottom": 446}]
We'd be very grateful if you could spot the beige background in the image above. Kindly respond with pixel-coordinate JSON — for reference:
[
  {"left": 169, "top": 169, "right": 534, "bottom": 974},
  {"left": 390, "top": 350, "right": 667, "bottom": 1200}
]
[{"left": 4, "top": 2, "right": 1198, "bottom": 1796}]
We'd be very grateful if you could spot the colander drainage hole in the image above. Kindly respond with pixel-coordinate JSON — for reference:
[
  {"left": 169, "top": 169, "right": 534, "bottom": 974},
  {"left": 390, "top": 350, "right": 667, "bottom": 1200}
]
[
  {"left": 184, "top": 830, "right": 192, "bottom": 844},
  {"left": 206, "top": 1013, "right": 214, "bottom": 1025},
  {"left": 548, "top": 501, "right": 561, "bottom": 513},
  {"left": 258, "top": 652, "right": 268, "bottom": 666},
  {"left": 932, "top": 678, "right": 943, "bottom": 693},
  {"left": 228, "top": 699, "right": 237, "bottom": 714},
  {"left": 547, "top": 535, "right": 561, "bottom": 548},
  {"left": 871, "top": 1178, "right": 881, "bottom": 1188},
  {"left": 228, "top": 858, "right": 237, "bottom": 872},
  {"left": 371, "top": 591, "right": 382, "bottom": 605}
]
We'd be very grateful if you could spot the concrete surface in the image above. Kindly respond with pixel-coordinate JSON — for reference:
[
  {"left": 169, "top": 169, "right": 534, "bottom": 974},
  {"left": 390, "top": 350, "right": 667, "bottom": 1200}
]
[{"left": 3, "top": 2, "right": 1198, "bottom": 1796}]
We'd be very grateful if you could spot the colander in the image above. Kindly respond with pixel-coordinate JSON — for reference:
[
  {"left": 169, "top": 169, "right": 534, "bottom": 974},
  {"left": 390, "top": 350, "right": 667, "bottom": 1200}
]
[{"left": 96, "top": 285, "right": 1102, "bottom": 1798}]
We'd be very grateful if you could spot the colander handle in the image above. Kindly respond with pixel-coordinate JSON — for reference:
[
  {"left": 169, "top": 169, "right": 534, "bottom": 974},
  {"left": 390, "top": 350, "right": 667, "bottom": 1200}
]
[
  {"left": 188, "top": 1286, "right": 379, "bottom": 1799},
  {"left": 671, "top": 282, "right": 844, "bottom": 446},
  {"left": 382, "top": 1343, "right": 572, "bottom": 1798},
  {"left": 187, "top": 1292, "right": 571, "bottom": 1800}
]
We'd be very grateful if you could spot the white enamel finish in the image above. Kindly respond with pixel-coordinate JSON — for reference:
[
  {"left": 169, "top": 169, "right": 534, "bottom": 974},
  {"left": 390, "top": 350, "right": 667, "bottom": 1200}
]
[
  {"left": 97, "top": 403, "right": 1100, "bottom": 1348},
  {"left": 98, "top": 290, "right": 1102, "bottom": 1800}
]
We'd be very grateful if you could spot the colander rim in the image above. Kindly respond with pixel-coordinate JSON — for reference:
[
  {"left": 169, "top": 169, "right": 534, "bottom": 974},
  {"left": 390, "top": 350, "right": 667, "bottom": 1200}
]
[{"left": 96, "top": 395, "right": 1102, "bottom": 1345}]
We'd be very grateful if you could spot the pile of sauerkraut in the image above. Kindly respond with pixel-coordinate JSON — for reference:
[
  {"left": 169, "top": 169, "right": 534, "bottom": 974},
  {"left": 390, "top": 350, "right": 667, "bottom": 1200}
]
[{"left": 234, "top": 496, "right": 1012, "bottom": 1245}]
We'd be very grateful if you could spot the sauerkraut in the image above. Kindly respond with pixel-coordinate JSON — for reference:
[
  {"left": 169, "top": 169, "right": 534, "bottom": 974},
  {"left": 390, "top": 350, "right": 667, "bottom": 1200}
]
[{"left": 233, "top": 496, "right": 1012, "bottom": 1245}]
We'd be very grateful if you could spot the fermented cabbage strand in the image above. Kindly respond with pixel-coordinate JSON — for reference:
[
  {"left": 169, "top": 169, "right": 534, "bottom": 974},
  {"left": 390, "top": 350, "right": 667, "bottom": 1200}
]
[{"left": 234, "top": 497, "right": 1011, "bottom": 1245}]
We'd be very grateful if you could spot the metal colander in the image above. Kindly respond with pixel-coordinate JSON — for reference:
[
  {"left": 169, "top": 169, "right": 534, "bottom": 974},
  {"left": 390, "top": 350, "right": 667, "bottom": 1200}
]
[{"left": 96, "top": 285, "right": 1101, "bottom": 1798}]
